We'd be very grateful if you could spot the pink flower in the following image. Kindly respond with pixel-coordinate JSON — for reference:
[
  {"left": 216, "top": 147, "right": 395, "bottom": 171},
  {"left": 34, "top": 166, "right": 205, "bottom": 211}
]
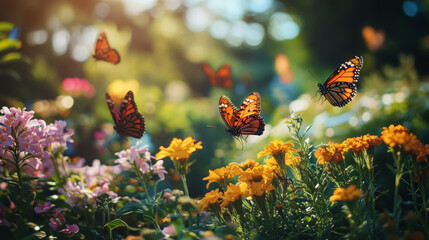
[
  {"left": 162, "top": 224, "right": 176, "bottom": 237},
  {"left": 58, "top": 181, "right": 93, "bottom": 208},
  {"left": 152, "top": 160, "right": 167, "bottom": 180},
  {"left": 115, "top": 141, "right": 149, "bottom": 171},
  {"left": 59, "top": 224, "right": 79, "bottom": 234},
  {"left": 34, "top": 202, "right": 55, "bottom": 214},
  {"left": 49, "top": 212, "right": 66, "bottom": 230},
  {"left": 63, "top": 77, "right": 95, "bottom": 98}
]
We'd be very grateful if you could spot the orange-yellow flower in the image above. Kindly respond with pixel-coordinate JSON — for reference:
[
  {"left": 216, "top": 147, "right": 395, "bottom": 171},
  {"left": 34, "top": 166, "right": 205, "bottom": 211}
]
[
  {"left": 245, "top": 180, "right": 275, "bottom": 197},
  {"left": 329, "top": 185, "right": 362, "bottom": 202},
  {"left": 203, "top": 163, "right": 242, "bottom": 189},
  {"left": 238, "top": 165, "right": 275, "bottom": 183},
  {"left": 155, "top": 137, "right": 202, "bottom": 164},
  {"left": 257, "top": 140, "right": 296, "bottom": 164},
  {"left": 381, "top": 124, "right": 424, "bottom": 154},
  {"left": 342, "top": 134, "right": 382, "bottom": 155},
  {"left": 315, "top": 142, "right": 345, "bottom": 165},
  {"left": 416, "top": 144, "right": 429, "bottom": 163},
  {"left": 238, "top": 159, "right": 260, "bottom": 171},
  {"left": 199, "top": 189, "right": 224, "bottom": 211},
  {"left": 221, "top": 183, "right": 244, "bottom": 208}
]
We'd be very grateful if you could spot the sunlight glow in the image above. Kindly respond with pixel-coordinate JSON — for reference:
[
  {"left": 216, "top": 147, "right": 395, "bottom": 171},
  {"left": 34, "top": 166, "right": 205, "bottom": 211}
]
[
  {"left": 210, "top": 20, "right": 229, "bottom": 39},
  {"left": 123, "top": 0, "right": 157, "bottom": 16},
  {"left": 185, "top": 6, "right": 211, "bottom": 32},
  {"left": 245, "top": 22, "right": 265, "bottom": 47},
  {"left": 225, "top": 20, "right": 246, "bottom": 46},
  {"left": 269, "top": 12, "right": 300, "bottom": 40},
  {"left": 27, "top": 30, "right": 48, "bottom": 46},
  {"left": 248, "top": 0, "right": 274, "bottom": 13},
  {"left": 164, "top": 0, "right": 182, "bottom": 11},
  {"left": 52, "top": 28, "right": 70, "bottom": 55}
]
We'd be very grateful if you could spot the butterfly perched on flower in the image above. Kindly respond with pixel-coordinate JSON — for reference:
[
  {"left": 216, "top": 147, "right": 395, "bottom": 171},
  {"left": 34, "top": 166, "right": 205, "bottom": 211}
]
[
  {"left": 93, "top": 32, "right": 120, "bottom": 64},
  {"left": 317, "top": 56, "right": 363, "bottom": 107},
  {"left": 105, "top": 91, "right": 145, "bottom": 138},
  {"left": 219, "top": 92, "right": 265, "bottom": 139},
  {"left": 202, "top": 63, "right": 233, "bottom": 88}
]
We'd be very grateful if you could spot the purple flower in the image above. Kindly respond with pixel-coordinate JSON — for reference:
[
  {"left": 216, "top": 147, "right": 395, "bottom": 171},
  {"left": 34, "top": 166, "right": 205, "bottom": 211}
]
[
  {"left": 34, "top": 202, "right": 55, "bottom": 214},
  {"left": 115, "top": 141, "right": 149, "bottom": 171},
  {"left": 58, "top": 181, "right": 93, "bottom": 208},
  {"left": 152, "top": 160, "right": 167, "bottom": 180},
  {"left": 49, "top": 212, "right": 66, "bottom": 230},
  {"left": 59, "top": 224, "right": 79, "bottom": 234}
]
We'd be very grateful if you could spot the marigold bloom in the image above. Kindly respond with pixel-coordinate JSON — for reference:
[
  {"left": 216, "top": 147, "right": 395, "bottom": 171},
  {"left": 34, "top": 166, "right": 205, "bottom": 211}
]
[
  {"left": 329, "top": 185, "right": 362, "bottom": 202},
  {"left": 257, "top": 140, "right": 296, "bottom": 167},
  {"left": 238, "top": 165, "right": 275, "bottom": 183},
  {"left": 416, "top": 144, "right": 429, "bottom": 163},
  {"left": 246, "top": 180, "right": 275, "bottom": 197},
  {"left": 203, "top": 163, "right": 242, "bottom": 189},
  {"left": 342, "top": 134, "right": 382, "bottom": 155},
  {"left": 156, "top": 137, "right": 202, "bottom": 163},
  {"left": 198, "top": 189, "right": 223, "bottom": 211},
  {"left": 381, "top": 124, "right": 424, "bottom": 155},
  {"left": 238, "top": 159, "right": 260, "bottom": 171},
  {"left": 315, "top": 142, "right": 345, "bottom": 165},
  {"left": 221, "top": 183, "right": 244, "bottom": 208}
]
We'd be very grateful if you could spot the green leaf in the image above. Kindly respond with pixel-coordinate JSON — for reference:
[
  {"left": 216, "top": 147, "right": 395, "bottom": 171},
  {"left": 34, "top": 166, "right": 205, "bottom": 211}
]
[
  {"left": 0, "top": 39, "right": 21, "bottom": 53},
  {"left": 104, "top": 218, "right": 142, "bottom": 232},
  {"left": 22, "top": 231, "right": 46, "bottom": 240},
  {"left": 0, "top": 52, "right": 23, "bottom": 63},
  {"left": 0, "top": 22, "right": 14, "bottom": 33},
  {"left": 0, "top": 69, "right": 20, "bottom": 81}
]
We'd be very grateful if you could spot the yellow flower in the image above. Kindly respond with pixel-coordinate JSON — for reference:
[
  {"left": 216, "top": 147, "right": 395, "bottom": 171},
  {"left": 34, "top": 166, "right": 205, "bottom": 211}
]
[
  {"left": 342, "top": 134, "right": 382, "bottom": 155},
  {"left": 199, "top": 189, "right": 223, "bottom": 211},
  {"left": 257, "top": 140, "right": 296, "bottom": 165},
  {"left": 246, "top": 180, "right": 275, "bottom": 197},
  {"left": 381, "top": 124, "right": 424, "bottom": 155},
  {"left": 285, "top": 152, "right": 301, "bottom": 166},
  {"left": 155, "top": 137, "right": 202, "bottom": 165},
  {"left": 238, "top": 165, "right": 275, "bottom": 183},
  {"left": 329, "top": 185, "right": 362, "bottom": 202},
  {"left": 221, "top": 183, "right": 244, "bottom": 208},
  {"left": 238, "top": 159, "right": 260, "bottom": 171},
  {"left": 315, "top": 142, "right": 345, "bottom": 165},
  {"left": 203, "top": 163, "right": 242, "bottom": 189},
  {"left": 265, "top": 158, "right": 281, "bottom": 174}
]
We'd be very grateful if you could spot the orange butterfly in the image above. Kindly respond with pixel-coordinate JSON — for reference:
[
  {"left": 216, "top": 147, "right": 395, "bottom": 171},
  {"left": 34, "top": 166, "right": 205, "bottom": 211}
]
[
  {"left": 219, "top": 92, "right": 265, "bottom": 139},
  {"left": 106, "top": 91, "right": 145, "bottom": 138},
  {"left": 202, "top": 63, "right": 233, "bottom": 88},
  {"left": 318, "top": 56, "right": 363, "bottom": 107},
  {"left": 93, "top": 32, "right": 120, "bottom": 64}
]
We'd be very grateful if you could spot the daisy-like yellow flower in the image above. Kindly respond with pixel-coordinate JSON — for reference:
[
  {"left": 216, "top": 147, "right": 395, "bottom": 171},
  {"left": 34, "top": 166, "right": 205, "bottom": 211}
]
[
  {"left": 199, "top": 189, "right": 224, "bottom": 211},
  {"left": 155, "top": 137, "right": 202, "bottom": 172},
  {"left": 342, "top": 134, "right": 382, "bottom": 155},
  {"left": 257, "top": 140, "right": 296, "bottom": 168},
  {"left": 381, "top": 124, "right": 424, "bottom": 154},
  {"left": 203, "top": 163, "right": 242, "bottom": 189},
  {"left": 238, "top": 165, "right": 275, "bottom": 183},
  {"left": 329, "top": 185, "right": 362, "bottom": 202},
  {"left": 221, "top": 183, "right": 244, "bottom": 208},
  {"left": 315, "top": 142, "right": 345, "bottom": 165},
  {"left": 246, "top": 180, "right": 275, "bottom": 197}
]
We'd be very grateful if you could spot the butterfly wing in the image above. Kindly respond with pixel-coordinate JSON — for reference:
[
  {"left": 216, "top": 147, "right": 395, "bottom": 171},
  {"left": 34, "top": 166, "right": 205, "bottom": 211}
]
[
  {"left": 215, "top": 64, "right": 233, "bottom": 88},
  {"left": 233, "top": 115, "right": 265, "bottom": 136},
  {"left": 237, "top": 92, "right": 261, "bottom": 119},
  {"left": 117, "top": 91, "right": 145, "bottom": 138},
  {"left": 202, "top": 62, "right": 217, "bottom": 86},
  {"left": 106, "top": 92, "right": 121, "bottom": 127},
  {"left": 319, "top": 56, "right": 363, "bottom": 107},
  {"left": 219, "top": 95, "right": 238, "bottom": 130},
  {"left": 93, "top": 32, "right": 120, "bottom": 64}
]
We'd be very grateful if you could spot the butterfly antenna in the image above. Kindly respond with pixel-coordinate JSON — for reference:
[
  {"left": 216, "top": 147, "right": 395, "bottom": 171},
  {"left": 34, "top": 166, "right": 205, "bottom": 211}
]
[
  {"left": 307, "top": 70, "right": 321, "bottom": 84},
  {"left": 206, "top": 125, "right": 219, "bottom": 128}
]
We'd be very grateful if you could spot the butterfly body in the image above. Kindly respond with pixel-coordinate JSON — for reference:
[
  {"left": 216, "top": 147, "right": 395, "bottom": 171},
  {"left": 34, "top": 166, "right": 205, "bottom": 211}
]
[
  {"left": 106, "top": 91, "right": 145, "bottom": 138},
  {"left": 318, "top": 56, "right": 363, "bottom": 107},
  {"left": 219, "top": 92, "right": 265, "bottom": 139},
  {"left": 202, "top": 63, "right": 233, "bottom": 88},
  {"left": 93, "top": 32, "right": 120, "bottom": 64}
]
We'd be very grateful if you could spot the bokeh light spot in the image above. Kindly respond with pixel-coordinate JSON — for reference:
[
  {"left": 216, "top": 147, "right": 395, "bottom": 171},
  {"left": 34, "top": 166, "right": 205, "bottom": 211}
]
[
  {"left": 27, "top": 30, "right": 48, "bottom": 46},
  {"left": 348, "top": 116, "right": 359, "bottom": 127},
  {"left": 210, "top": 20, "right": 229, "bottom": 40},
  {"left": 164, "top": 0, "right": 182, "bottom": 11},
  {"left": 269, "top": 12, "right": 300, "bottom": 40},
  {"left": 403, "top": 1, "right": 418, "bottom": 17},
  {"left": 248, "top": 0, "right": 274, "bottom": 13},
  {"left": 185, "top": 6, "right": 211, "bottom": 32},
  {"left": 325, "top": 128, "right": 335, "bottom": 137},
  {"left": 94, "top": 2, "right": 110, "bottom": 18},
  {"left": 71, "top": 44, "right": 90, "bottom": 62},
  {"left": 245, "top": 22, "right": 265, "bottom": 47},
  {"left": 362, "top": 112, "right": 371, "bottom": 122},
  {"left": 123, "top": 0, "right": 157, "bottom": 16},
  {"left": 52, "top": 28, "right": 70, "bottom": 55}
]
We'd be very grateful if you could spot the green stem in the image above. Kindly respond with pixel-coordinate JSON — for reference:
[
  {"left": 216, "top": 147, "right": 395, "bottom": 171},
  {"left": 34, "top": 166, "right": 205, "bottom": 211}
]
[
  {"left": 180, "top": 174, "right": 190, "bottom": 197},
  {"left": 133, "top": 162, "right": 152, "bottom": 203},
  {"left": 392, "top": 149, "right": 403, "bottom": 222},
  {"left": 367, "top": 153, "right": 377, "bottom": 239}
]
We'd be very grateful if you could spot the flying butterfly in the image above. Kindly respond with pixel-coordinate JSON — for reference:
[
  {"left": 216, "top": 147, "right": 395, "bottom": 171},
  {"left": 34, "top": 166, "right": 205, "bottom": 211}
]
[
  {"left": 202, "top": 62, "right": 233, "bottom": 88},
  {"left": 106, "top": 90, "right": 145, "bottom": 138},
  {"left": 93, "top": 32, "right": 120, "bottom": 64},
  {"left": 317, "top": 56, "right": 363, "bottom": 107},
  {"left": 219, "top": 92, "right": 265, "bottom": 139}
]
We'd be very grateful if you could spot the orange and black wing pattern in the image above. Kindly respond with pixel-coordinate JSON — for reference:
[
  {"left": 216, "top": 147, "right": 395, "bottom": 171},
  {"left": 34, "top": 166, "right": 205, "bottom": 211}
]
[
  {"left": 219, "top": 92, "right": 264, "bottom": 138},
  {"left": 93, "top": 32, "right": 120, "bottom": 64},
  {"left": 202, "top": 63, "right": 233, "bottom": 89},
  {"left": 317, "top": 56, "right": 363, "bottom": 107},
  {"left": 106, "top": 91, "right": 145, "bottom": 138}
]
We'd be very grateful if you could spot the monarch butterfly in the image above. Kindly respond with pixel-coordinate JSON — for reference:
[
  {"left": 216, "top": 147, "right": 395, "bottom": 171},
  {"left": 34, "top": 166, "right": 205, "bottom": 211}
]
[
  {"left": 106, "top": 91, "right": 145, "bottom": 138},
  {"left": 317, "top": 56, "right": 363, "bottom": 107},
  {"left": 93, "top": 32, "right": 120, "bottom": 64},
  {"left": 219, "top": 92, "right": 265, "bottom": 139},
  {"left": 202, "top": 63, "right": 233, "bottom": 88}
]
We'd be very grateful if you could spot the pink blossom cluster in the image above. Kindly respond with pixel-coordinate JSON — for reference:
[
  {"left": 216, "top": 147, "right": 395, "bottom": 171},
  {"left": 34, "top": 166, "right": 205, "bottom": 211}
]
[
  {"left": 0, "top": 107, "right": 74, "bottom": 177},
  {"left": 48, "top": 212, "right": 79, "bottom": 235},
  {"left": 62, "top": 77, "right": 95, "bottom": 98},
  {"left": 115, "top": 141, "right": 167, "bottom": 180}
]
